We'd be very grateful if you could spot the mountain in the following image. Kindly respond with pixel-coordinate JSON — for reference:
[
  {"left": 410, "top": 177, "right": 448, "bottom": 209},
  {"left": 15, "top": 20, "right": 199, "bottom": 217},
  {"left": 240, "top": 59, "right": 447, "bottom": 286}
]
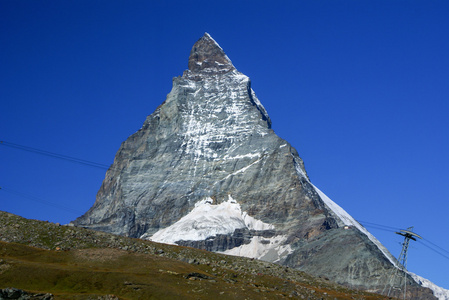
[{"left": 72, "top": 33, "right": 442, "bottom": 299}]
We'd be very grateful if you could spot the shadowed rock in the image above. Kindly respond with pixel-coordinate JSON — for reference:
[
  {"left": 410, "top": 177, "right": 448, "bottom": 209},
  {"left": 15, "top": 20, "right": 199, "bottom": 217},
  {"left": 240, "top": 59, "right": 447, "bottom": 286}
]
[{"left": 187, "top": 33, "right": 235, "bottom": 75}]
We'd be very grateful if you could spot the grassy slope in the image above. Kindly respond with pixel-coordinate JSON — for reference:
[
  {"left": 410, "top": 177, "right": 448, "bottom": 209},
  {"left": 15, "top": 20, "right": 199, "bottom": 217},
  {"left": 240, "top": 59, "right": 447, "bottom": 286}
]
[{"left": 0, "top": 211, "right": 390, "bottom": 299}]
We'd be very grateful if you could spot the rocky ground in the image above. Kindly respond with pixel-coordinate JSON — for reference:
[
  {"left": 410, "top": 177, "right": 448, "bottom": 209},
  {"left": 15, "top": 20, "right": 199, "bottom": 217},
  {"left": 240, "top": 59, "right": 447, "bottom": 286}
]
[
  {"left": 0, "top": 287, "right": 53, "bottom": 300},
  {"left": 0, "top": 211, "right": 392, "bottom": 299}
]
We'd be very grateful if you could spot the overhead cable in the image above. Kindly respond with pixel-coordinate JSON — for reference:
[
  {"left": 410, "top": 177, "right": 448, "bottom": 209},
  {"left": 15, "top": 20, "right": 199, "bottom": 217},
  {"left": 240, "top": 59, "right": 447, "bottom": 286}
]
[
  {"left": 0, "top": 140, "right": 109, "bottom": 170},
  {"left": 0, "top": 186, "right": 84, "bottom": 215},
  {"left": 417, "top": 240, "right": 449, "bottom": 261},
  {"left": 359, "top": 220, "right": 449, "bottom": 262},
  {"left": 358, "top": 220, "right": 401, "bottom": 232}
]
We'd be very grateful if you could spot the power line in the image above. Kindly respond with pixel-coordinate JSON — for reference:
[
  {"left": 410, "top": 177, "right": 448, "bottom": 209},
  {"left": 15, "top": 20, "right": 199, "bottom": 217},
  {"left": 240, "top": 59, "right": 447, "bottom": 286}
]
[
  {"left": 0, "top": 186, "right": 84, "bottom": 215},
  {"left": 0, "top": 140, "right": 114, "bottom": 216},
  {"left": 357, "top": 220, "right": 401, "bottom": 232},
  {"left": 0, "top": 140, "right": 110, "bottom": 170},
  {"left": 422, "top": 238, "right": 449, "bottom": 256},
  {"left": 360, "top": 223, "right": 394, "bottom": 233},
  {"left": 358, "top": 220, "right": 449, "bottom": 263},
  {"left": 417, "top": 240, "right": 449, "bottom": 261}
]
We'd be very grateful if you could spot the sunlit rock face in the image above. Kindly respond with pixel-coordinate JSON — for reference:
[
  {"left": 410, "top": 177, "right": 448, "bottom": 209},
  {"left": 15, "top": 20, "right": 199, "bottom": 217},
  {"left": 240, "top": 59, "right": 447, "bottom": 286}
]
[{"left": 73, "top": 33, "right": 437, "bottom": 299}]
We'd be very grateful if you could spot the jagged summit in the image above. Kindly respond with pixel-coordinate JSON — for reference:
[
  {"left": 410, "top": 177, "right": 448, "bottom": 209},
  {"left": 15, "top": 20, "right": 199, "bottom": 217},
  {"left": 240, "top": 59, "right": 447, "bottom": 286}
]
[{"left": 187, "top": 32, "right": 235, "bottom": 75}]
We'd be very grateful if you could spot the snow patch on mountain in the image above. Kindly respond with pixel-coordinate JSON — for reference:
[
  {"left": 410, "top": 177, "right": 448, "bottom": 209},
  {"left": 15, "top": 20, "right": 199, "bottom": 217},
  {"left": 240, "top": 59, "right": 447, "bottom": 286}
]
[
  {"left": 220, "top": 235, "right": 293, "bottom": 263},
  {"left": 410, "top": 273, "right": 449, "bottom": 300},
  {"left": 144, "top": 195, "right": 273, "bottom": 244}
]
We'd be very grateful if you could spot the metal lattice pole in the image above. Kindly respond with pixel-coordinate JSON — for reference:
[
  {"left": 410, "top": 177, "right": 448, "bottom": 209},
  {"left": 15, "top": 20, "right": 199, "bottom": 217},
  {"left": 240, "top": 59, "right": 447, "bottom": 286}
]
[{"left": 383, "top": 227, "right": 422, "bottom": 300}]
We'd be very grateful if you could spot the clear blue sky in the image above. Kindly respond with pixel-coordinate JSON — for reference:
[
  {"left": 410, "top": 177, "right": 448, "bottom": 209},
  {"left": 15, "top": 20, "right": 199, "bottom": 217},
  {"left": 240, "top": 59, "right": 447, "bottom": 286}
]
[{"left": 1, "top": 0, "right": 448, "bottom": 290}]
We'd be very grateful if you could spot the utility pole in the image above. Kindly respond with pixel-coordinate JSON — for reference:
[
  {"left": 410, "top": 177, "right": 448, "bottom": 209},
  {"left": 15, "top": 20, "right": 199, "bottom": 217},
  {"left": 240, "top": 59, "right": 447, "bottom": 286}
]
[{"left": 384, "top": 227, "right": 422, "bottom": 300}]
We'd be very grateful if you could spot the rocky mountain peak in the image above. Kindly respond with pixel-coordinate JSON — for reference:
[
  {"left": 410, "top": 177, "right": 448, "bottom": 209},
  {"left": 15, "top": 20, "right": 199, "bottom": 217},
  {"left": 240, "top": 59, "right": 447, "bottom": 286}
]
[
  {"left": 72, "top": 34, "right": 441, "bottom": 299},
  {"left": 187, "top": 32, "right": 235, "bottom": 75}
]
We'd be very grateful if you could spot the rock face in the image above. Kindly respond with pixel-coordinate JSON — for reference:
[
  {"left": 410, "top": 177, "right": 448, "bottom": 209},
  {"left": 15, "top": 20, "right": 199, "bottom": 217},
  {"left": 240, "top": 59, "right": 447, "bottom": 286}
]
[{"left": 73, "top": 33, "right": 437, "bottom": 299}]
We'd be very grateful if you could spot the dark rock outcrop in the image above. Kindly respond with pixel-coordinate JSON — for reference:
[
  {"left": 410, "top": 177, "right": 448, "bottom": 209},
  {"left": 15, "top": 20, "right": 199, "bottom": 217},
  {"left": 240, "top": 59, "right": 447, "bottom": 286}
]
[
  {"left": 0, "top": 288, "right": 53, "bottom": 300},
  {"left": 72, "top": 33, "right": 438, "bottom": 299},
  {"left": 187, "top": 33, "right": 235, "bottom": 75}
]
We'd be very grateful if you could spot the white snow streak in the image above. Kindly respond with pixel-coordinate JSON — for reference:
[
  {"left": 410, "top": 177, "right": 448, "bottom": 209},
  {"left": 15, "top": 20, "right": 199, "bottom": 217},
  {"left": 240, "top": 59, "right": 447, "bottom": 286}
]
[
  {"left": 223, "top": 153, "right": 261, "bottom": 160},
  {"left": 311, "top": 184, "right": 398, "bottom": 267},
  {"left": 223, "top": 157, "right": 263, "bottom": 180},
  {"left": 293, "top": 155, "right": 308, "bottom": 179}
]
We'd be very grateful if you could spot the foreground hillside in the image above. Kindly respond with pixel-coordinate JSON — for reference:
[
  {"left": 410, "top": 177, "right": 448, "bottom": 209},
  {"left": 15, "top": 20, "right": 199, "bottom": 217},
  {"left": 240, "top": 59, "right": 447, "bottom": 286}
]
[{"left": 0, "top": 211, "right": 390, "bottom": 299}]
